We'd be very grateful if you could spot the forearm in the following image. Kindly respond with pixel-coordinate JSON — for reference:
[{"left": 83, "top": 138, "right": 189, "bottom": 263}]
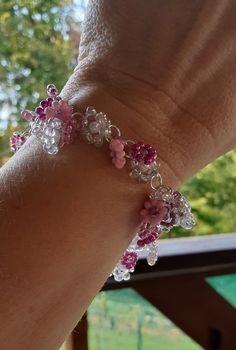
[{"left": 1, "top": 86, "right": 180, "bottom": 350}]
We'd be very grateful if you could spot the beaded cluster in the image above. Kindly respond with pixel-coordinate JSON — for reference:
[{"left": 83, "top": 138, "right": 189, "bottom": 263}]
[
  {"left": 10, "top": 84, "right": 195, "bottom": 282},
  {"left": 10, "top": 84, "right": 78, "bottom": 155}
]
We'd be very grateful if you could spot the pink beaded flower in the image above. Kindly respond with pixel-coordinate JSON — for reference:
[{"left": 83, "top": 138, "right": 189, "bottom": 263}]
[
  {"left": 44, "top": 100, "right": 73, "bottom": 122},
  {"left": 121, "top": 251, "right": 138, "bottom": 269},
  {"left": 10, "top": 132, "right": 27, "bottom": 153},
  {"left": 109, "top": 138, "right": 126, "bottom": 169},
  {"left": 131, "top": 142, "right": 157, "bottom": 165},
  {"left": 137, "top": 227, "right": 161, "bottom": 247},
  {"left": 140, "top": 199, "right": 168, "bottom": 225}
]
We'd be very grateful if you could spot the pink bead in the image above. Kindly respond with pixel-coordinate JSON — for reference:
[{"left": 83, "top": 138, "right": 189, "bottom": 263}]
[
  {"left": 137, "top": 227, "right": 160, "bottom": 247},
  {"left": 112, "top": 158, "right": 126, "bottom": 169},
  {"left": 52, "top": 100, "right": 60, "bottom": 110},
  {"left": 131, "top": 141, "right": 157, "bottom": 165},
  {"left": 114, "top": 143, "right": 123, "bottom": 151},
  {"left": 10, "top": 132, "right": 27, "bottom": 153},
  {"left": 115, "top": 150, "right": 126, "bottom": 158},
  {"left": 45, "top": 107, "right": 55, "bottom": 118},
  {"left": 35, "top": 107, "right": 44, "bottom": 115},
  {"left": 21, "top": 110, "right": 33, "bottom": 121},
  {"left": 110, "top": 138, "right": 126, "bottom": 169},
  {"left": 109, "top": 141, "right": 116, "bottom": 150},
  {"left": 109, "top": 139, "right": 124, "bottom": 150},
  {"left": 46, "top": 97, "right": 53, "bottom": 106},
  {"left": 121, "top": 251, "right": 138, "bottom": 270},
  {"left": 40, "top": 100, "right": 48, "bottom": 109}
]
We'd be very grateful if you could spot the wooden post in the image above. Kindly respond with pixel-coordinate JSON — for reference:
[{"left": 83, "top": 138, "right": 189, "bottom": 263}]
[{"left": 72, "top": 313, "right": 88, "bottom": 350}]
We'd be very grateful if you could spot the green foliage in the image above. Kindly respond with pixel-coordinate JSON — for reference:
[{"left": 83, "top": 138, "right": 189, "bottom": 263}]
[
  {"left": 0, "top": 0, "right": 77, "bottom": 113},
  {"left": 170, "top": 149, "right": 236, "bottom": 237},
  {"left": 0, "top": 0, "right": 79, "bottom": 164}
]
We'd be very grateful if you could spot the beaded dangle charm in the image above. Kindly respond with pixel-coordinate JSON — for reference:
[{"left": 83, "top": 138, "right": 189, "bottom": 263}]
[
  {"left": 10, "top": 86, "right": 195, "bottom": 282},
  {"left": 113, "top": 187, "right": 195, "bottom": 281}
]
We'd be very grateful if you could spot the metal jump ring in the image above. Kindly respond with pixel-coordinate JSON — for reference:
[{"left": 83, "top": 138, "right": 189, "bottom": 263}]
[
  {"left": 124, "top": 140, "right": 135, "bottom": 159},
  {"left": 150, "top": 173, "right": 163, "bottom": 190},
  {"left": 105, "top": 124, "right": 121, "bottom": 142},
  {"left": 72, "top": 112, "right": 83, "bottom": 119}
]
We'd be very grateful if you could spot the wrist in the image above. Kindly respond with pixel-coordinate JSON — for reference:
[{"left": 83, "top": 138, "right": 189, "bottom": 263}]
[{"left": 61, "top": 79, "right": 185, "bottom": 189}]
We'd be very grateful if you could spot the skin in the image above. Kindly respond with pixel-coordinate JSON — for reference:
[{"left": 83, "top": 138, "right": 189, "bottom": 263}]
[{"left": 0, "top": 0, "right": 236, "bottom": 349}]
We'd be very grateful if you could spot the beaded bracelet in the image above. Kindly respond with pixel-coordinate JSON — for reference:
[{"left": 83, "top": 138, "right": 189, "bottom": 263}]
[{"left": 10, "top": 84, "right": 195, "bottom": 282}]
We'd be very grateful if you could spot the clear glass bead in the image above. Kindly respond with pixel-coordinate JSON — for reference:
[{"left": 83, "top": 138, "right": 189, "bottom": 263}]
[
  {"left": 42, "top": 135, "right": 51, "bottom": 145},
  {"left": 180, "top": 213, "right": 195, "bottom": 230},
  {"left": 114, "top": 274, "right": 123, "bottom": 282},
  {"left": 147, "top": 245, "right": 158, "bottom": 266},
  {"left": 43, "top": 143, "right": 59, "bottom": 155},
  {"left": 129, "top": 160, "right": 159, "bottom": 182},
  {"left": 45, "top": 126, "right": 56, "bottom": 137},
  {"left": 80, "top": 107, "right": 111, "bottom": 146},
  {"left": 30, "top": 120, "right": 44, "bottom": 137},
  {"left": 86, "top": 106, "right": 97, "bottom": 117},
  {"left": 123, "top": 272, "right": 131, "bottom": 281},
  {"left": 48, "top": 118, "right": 62, "bottom": 129},
  {"left": 89, "top": 121, "right": 100, "bottom": 133},
  {"left": 52, "top": 130, "right": 61, "bottom": 144}
]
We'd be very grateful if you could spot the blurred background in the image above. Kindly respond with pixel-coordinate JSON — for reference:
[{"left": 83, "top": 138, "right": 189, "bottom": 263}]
[{"left": 0, "top": 1, "right": 235, "bottom": 350}]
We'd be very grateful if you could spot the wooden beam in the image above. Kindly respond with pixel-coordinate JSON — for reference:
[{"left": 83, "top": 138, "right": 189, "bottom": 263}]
[
  {"left": 103, "top": 234, "right": 236, "bottom": 349},
  {"left": 70, "top": 235, "right": 236, "bottom": 349},
  {"left": 134, "top": 268, "right": 236, "bottom": 350}
]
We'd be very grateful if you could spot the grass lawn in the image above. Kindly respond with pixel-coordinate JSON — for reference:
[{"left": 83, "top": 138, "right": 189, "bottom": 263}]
[{"left": 88, "top": 289, "right": 202, "bottom": 350}]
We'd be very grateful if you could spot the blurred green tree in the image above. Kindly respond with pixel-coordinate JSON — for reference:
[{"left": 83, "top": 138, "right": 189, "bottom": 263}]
[
  {"left": 172, "top": 149, "right": 236, "bottom": 237},
  {"left": 0, "top": 0, "right": 80, "bottom": 162}
]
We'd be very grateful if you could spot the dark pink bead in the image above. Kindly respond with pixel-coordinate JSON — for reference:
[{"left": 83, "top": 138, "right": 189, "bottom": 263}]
[
  {"left": 21, "top": 110, "right": 33, "bottom": 121},
  {"left": 161, "top": 211, "right": 177, "bottom": 228},
  {"left": 137, "top": 227, "right": 160, "bottom": 247},
  {"left": 144, "top": 154, "right": 156, "bottom": 165},
  {"left": 35, "top": 107, "right": 44, "bottom": 115},
  {"left": 121, "top": 251, "right": 138, "bottom": 269},
  {"left": 49, "top": 88, "right": 57, "bottom": 95},
  {"left": 40, "top": 100, "right": 48, "bottom": 109},
  {"left": 10, "top": 132, "right": 27, "bottom": 153},
  {"left": 38, "top": 113, "right": 46, "bottom": 121},
  {"left": 136, "top": 154, "right": 143, "bottom": 161},
  {"left": 46, "top": 97, "right": 53, "bottom": 106},
  {"left": 131, "top": 141, "right": 157, "bottom": 165}
]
